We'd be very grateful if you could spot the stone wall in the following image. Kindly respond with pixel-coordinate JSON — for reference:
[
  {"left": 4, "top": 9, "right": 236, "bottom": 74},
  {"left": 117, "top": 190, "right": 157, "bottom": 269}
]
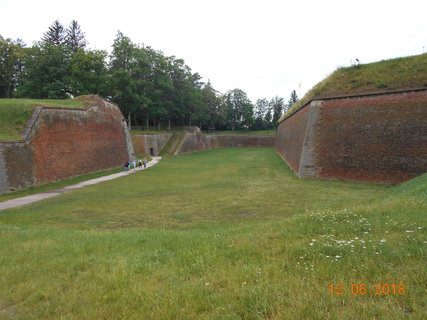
[
  {"left": 131, "top": 133, "right": 172, "bottom": 156},
  {"left": 0, "top": 96, "right": 134, "bottom": 193},
  {"left": 275, "top": 105, "right": 310, "bottom": 172},
  {"left": 177, "top": 129, "right": 276, "bottom": 154},
  {"left": 276, "top": 89, "right": 427, "bottom": 184},
  {"left": 0, "top": 142, "right": 34, "bottom": 191}
]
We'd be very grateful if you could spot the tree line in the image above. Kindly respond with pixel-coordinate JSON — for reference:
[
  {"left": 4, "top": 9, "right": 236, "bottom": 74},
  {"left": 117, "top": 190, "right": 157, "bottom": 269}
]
[{"left": 0, "top": 20, "right": 298, "bottom": 131}]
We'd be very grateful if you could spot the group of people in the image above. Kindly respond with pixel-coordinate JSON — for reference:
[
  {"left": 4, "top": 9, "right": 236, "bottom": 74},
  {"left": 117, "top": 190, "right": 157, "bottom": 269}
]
[{"left": 124, "top": 158, "right": 147, "bottom": 171}]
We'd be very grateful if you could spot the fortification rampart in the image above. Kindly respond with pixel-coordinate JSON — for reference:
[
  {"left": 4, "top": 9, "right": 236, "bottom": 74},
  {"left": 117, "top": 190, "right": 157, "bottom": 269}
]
[
  {"left": 130, "top": 129, "right": 276, "bottom": 156},
  {"left": 276, "top": 88, "right": 427, "bottom": 184},
  {"left": 177, "top": 129, "right": 276, "bottom": 154},
  {"left": 0, "top": 96, "right": 134, "bottom": 193},
  {"left": 131, "top": 133, "right": 172, "bottom": 156}
]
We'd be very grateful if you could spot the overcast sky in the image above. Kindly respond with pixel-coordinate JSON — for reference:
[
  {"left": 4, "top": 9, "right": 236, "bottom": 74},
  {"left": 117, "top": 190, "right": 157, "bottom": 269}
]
[{"left": 1, "top": 0, "right": 426, "bottom": 102}]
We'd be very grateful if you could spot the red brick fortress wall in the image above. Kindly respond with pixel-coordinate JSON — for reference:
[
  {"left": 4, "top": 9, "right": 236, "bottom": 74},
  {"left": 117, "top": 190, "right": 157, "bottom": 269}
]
[
  {"left": 31, "top": 97, "right": 132, "bottom": 185},
  {"left": 177, "top": 128, "right": 276, "bottom": 155},
  {"left": 276, "top": 89, "right": 427, "bottom": 184},
  {"left": 317, "top": 90, "right": 427, "bottom": 184},
  {"left": 275, "top": 106, "right": 310, "bottom": 172}
]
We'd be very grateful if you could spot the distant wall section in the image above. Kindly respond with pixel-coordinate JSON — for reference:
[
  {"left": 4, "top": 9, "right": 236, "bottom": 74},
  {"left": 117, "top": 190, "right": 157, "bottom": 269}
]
[
  {"left": 131, "top": 133, "right": 172, "bottom": 156},
  {"left": 177, "top": 128, "right": 276, "bottom": 154},
  {"left": 276, "top": 88, "right": 427, "bottom": 184}
]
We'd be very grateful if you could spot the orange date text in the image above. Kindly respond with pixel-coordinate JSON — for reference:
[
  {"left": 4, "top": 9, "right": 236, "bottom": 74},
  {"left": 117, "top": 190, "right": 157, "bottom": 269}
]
[{"left": 329, "top": 283, "right": 406, "bottom": 295}]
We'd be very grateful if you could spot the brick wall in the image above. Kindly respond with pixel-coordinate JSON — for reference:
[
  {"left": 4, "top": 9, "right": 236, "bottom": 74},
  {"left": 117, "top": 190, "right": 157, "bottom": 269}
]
[
  {"left": 178, "top": 129, "right": 276, "bottom": 154},
  {"left": 32, "top": 98, "right": 132, "bottom": 185},
  {"left": 317, "top": 91, "right": 427, "bottom": 184},
  {"left": 131, "top": 133, "right": 172, "bottom": 155},
  {"left": 275, "top": 106, "right": 310, "bottom": 172},
  {"left": 276, "top": 89, "right": 427, "bottom": 184},
  {"left": 0, "top": 96, "right": 133, "bottom": 193}
]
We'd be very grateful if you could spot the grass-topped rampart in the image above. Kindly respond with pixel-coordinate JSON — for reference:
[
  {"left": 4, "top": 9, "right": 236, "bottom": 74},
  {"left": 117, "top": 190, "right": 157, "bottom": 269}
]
[
  {"left": 0, "top": 97, "right": 87, "bottom": 140},
  {"left": 280, "top": 53, "right": 427, "bottom": 121}
]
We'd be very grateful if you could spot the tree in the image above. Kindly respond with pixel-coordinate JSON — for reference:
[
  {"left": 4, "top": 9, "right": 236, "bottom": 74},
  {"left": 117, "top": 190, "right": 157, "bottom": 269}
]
[
  {"left": 264, "top": 108, "right": 272, "bottom": 127},
  {"left": 16, "top": 42, "right": 72, "bottom": 99},
  {"left": 66, "top": 20, "right": 87, "bottom": 52},
  {"left": 69, "top": 49, "right": 108, "bottom": 97},
  {"left": 223, "top": 89, "right": 253, "bottom": 130},
  {"left": 109, "top": 32, "right": 141, "bottom": 129},
  {"left": 42, "top": 20, "right": 65, "bottom": 45},
  {"left": 270, "top": 96, "right": 285, "bottom": 127},
  {"left": 253, "top": 98, "right": 269, "bottom": 130},
  {"left": 197, "top": 81, "right": 222, "bottom": 133},
  {"left": 287, "top": 89, "right": 299, "bottom": 110},
  {"left": 0, "top": 35, "right": 25, "bottom": 98}
]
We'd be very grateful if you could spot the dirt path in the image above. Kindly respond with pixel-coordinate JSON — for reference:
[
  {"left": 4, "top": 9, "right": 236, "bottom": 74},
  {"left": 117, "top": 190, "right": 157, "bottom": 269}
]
[{"left": 0, "top": 157, "right": 161, "bottom": 211}]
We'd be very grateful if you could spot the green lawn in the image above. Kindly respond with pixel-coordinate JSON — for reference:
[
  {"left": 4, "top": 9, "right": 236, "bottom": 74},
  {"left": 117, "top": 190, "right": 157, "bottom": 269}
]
[
  {"left": 0, "top": 98, "right": 86, "bottom": 140},
  {"left": 0, "top": 148, "right": 425, "bottom": 319}
]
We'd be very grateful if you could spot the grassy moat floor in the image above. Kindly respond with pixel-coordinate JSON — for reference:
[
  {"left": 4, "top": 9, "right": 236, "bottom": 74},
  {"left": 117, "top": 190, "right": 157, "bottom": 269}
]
[{"left": 0, "top": 148, "right": 425, "bottom": 319}]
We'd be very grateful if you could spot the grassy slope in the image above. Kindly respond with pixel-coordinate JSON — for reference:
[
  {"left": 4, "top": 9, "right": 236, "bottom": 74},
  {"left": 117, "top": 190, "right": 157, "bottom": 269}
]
[
  {"left": 0, "top": 98, "right": 86, "bottom": 140},
  {"left": 281, "top": 53, "right": 427, "bottom": 121},
  {"left": 0, "top": 148, "right": 425, "bottom": 319}
]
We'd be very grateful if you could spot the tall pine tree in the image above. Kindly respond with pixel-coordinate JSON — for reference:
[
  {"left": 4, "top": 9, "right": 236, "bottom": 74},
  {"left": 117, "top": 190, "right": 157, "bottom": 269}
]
[
  {"left": 66, "top": 20, "right": 87, "bottom": 52},
  {"left": 42, "top": 20, "right": 65, "bottom": 45}
]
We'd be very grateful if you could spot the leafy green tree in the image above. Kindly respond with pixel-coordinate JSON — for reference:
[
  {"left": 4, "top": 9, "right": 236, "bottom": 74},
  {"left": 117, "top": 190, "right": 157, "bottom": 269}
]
[
  {"left": 223, "top": 89, "right": 253, "bottom": 130},
  {"left": 69, "top": 49, "right": 108, "bottom": 96},
  {"left": 66, "top": 20, "right": 87, "bottom": 52},
  {"left": 253, "top": 98, "right": 269, "bottom": 130},
  {"left": 16, "top": 42, "right": 71, "bottom": 99},
  {"left": 264, "top": 108, "right": 273, "bottom": 127},
  {"left": 0, "top": 35, "right": 25, "bottom": 98},
  {"left": 197, "top": 81, "right": 223, "bottom": 132},
  {"left": 270, "top": 96, "right": 285, "bottom": 127},
  {"left": 109, "top": 32, "right": 141, "bottom": 129},
  {"left": 42, "top": 20, "right": 66, "bottom": 45}
]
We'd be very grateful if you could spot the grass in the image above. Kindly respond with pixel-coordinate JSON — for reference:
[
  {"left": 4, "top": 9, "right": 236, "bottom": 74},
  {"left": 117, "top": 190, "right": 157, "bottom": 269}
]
[
  {"left": 0, "top": 98, "right": 86, "bottom": 140},
  {"left": 0, "top": 148, "right": 425, "bottom": 319},
  {"left": 280, "top": 53, "right": 427, "bottom": 121}
]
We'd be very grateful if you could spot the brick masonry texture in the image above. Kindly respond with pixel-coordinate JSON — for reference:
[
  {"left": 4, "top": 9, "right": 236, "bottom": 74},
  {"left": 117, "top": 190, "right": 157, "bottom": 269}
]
[
  {"left": 178, "top": 129, "right": 276, "bottom": 154},
  {"left": 0, "top": 96, "right": 133, "bottom": 193},
  {"left": 275, "top": 106, "right": 309, "bottom": 172},
  {"left": 131, "top": 134, "right": 172, "bottom": 155},
  {"left": 276, "top": 89, "right": 427, "bottom": 184},
  {"left": 317, "top": 91, "right": 427, "bottom": 184}
]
